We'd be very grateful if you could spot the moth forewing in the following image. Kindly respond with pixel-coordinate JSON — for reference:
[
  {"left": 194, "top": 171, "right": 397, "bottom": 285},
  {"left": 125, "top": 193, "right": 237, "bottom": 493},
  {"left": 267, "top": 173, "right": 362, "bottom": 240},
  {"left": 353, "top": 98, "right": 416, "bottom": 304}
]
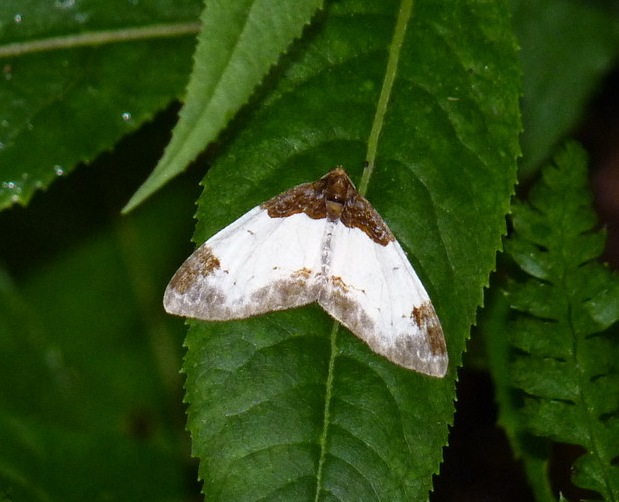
[{"left": 164, "top": 168, "right": 448, "bottom": 377}]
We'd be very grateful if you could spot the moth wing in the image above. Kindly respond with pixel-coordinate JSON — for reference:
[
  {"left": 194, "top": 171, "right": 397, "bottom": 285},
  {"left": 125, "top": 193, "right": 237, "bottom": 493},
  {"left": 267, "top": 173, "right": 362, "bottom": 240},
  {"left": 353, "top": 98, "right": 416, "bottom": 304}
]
[
  {"left": 164, "top": 207, "right": 325, "bottom": 320},
  {"left": 319, "top": 222, "right": 448, "bottom": 377}
]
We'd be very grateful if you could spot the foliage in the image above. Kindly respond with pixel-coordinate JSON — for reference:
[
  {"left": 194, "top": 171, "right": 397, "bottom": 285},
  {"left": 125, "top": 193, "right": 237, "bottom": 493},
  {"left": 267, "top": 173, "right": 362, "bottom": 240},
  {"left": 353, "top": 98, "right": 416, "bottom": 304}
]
[
  {"left": 493, "top": 143, "right": 619, "bottom": 501},
  {"left": 0, "top": 0, "right": 201, "bottom": 209},
  {"left": 182, "top": 0, "right": 520, "bottom": 498},
  {"left": 1, "top": 0, "right": 618, "bottom": 500}
]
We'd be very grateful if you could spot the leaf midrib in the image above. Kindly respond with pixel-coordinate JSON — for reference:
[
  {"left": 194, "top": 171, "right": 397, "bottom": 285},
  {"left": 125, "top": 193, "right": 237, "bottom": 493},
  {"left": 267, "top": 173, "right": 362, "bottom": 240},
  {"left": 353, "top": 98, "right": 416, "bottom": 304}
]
[
  {"left": 359, "top": 0, "right": 414, "bottom": 196},
  {"left": 313, "top": 0, "right": 414, "bottom": 498},
  {"left": 0, "top": 22, "right": 200, "bottom": 57}
]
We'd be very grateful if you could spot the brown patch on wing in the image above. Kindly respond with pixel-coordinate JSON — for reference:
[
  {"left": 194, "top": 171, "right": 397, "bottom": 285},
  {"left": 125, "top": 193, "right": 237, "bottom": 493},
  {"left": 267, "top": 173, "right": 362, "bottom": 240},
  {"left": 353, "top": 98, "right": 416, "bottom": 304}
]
[
  {"left": 261, "top": 168, "right": 395, "bottom": 246},
  {"left": 168, "top": 246, "right": 221, "bottom": 294},
  {"left": 292, "top": 267, "right": 313, "bottom": 279},
  {"left": 248, "top": 275, "right": 320, "bottom": 314},
  {"left": 329, "top": 276, "right": 349, "bottom": 292},
  {"left": 412, "top": 302, "right": 446, "bottom": 355},
  {"left": 319, "top": 288, "right": 376, "bottom": 343},
  {"left": 261, "top": 178, "right": 328, "bottom": 220},
  {"left": 340, "top": 192, "right": 394, "bottom": 246}
]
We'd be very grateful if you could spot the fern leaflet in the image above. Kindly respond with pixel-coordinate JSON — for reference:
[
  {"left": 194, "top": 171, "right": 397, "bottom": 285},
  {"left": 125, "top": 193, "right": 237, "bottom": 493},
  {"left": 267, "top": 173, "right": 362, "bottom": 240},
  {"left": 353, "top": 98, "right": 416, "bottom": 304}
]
[{"left": 503, "top": 142, "right": 619, "bottom": 500}]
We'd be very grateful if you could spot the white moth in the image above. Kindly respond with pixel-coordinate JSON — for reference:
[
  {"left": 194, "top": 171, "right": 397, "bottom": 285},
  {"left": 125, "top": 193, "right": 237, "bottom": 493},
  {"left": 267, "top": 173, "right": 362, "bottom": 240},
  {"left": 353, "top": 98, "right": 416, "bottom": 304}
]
[{"left": 164, "top": 168, "right": 448, "bottom": 377}]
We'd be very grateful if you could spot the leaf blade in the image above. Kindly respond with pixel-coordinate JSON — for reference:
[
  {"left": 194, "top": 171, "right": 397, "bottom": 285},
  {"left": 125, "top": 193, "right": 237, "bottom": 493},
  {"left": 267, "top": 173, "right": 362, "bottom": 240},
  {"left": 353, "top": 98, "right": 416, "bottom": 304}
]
[
  {"left": 123, "top": 0, "right": 324, "bottom": 212},
  {"left": 0, "top": 1, "right": 201, "bottom": 210},
  {"left": 182, "top": 0, "right": 521, "bottom": 499}
]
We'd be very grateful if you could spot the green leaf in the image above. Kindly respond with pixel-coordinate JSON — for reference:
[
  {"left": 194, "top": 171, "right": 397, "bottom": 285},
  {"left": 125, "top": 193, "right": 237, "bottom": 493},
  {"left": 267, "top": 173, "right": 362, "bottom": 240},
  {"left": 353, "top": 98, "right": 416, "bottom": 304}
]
[
  {"left": 0, "top": 177, "right": 196, "bottom": 499},
  {"left": 0, "top": 0, "right": 201, "bottom": 210},
  {"left": 481, "top": 289, "right": 557, "bottom": 501},
  {"left": 510, "top": 0, "right": 619, "bottom": 174},
  {"left": 0, "top": 411, "right": 184, "bottom": 502},
  {"left": 123, "top": 0, "right": 324, "bottom": 212},
  {"left": 183, "top": 0, "right": 521, "bottom": 499},
  {"left": 502, "top": 142, "right": 619, "bottom": 500}
]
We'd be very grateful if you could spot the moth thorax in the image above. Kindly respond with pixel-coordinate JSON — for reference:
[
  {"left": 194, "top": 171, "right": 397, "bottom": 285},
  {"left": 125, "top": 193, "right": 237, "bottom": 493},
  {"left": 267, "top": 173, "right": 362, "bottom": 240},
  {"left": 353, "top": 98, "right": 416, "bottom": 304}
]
[{"left": 326, "top": 199, "right": 344, "bottom": 221}]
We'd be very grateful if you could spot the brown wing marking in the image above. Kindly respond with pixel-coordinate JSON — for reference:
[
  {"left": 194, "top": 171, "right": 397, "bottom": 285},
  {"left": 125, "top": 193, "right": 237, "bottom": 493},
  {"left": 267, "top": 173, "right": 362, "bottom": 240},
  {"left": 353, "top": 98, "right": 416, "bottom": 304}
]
[
  {"left": 412, "top": 302, "right": 447, "bottom": 356},
  {"left": 168, "top": 245, "right": 221, "bottom": 295},
  {"left": 262, "top": 168, "right": 394, "bottom": 246}
]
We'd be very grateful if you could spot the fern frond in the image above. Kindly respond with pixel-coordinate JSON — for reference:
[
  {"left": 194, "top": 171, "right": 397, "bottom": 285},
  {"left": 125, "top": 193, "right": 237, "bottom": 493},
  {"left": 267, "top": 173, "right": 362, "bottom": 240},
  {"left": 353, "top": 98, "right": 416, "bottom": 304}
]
[{"left": 503, "top": 142, "right": 619, "bottom": 501}]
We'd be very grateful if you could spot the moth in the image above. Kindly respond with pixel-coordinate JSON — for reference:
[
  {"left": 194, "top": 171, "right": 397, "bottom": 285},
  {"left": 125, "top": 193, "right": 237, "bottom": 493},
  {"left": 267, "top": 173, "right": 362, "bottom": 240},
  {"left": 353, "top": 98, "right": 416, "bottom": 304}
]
[{"left": 164, "top": 168, "right": 447, "bottom": 377}]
